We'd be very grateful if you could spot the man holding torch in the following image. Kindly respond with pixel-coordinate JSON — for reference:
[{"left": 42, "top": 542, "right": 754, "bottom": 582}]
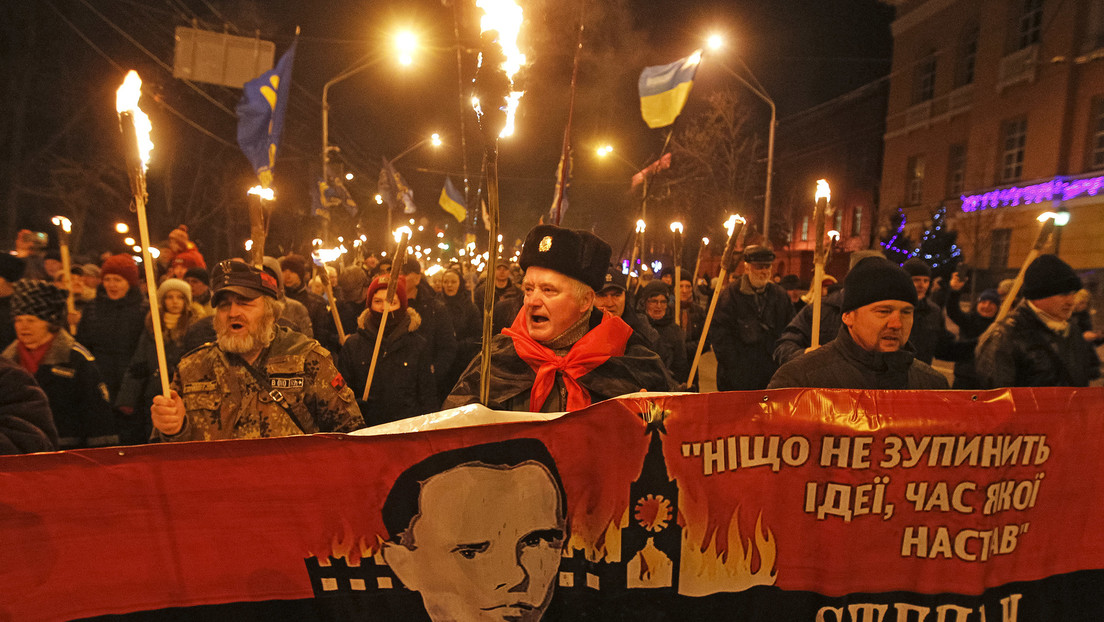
[
  {"left": 443, "top": 224, "right": 673, "bottom": 412},
  {"left": 150, "top": 261, "right": 364, "bottom": 441}
]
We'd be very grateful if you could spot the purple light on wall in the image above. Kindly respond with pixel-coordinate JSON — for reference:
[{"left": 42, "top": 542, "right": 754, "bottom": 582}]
[{"left": 960, "top": 175, "right": 1104, "bottom": 212}]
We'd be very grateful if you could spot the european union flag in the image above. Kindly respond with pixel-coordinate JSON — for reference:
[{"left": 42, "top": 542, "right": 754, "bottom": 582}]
[
  {"left": 638, "top": 50, "right": 701, "bottom": 129},
  {"left": 439, "top": 177, "right": 467, "bottom": 223},
  {"left": 237, "top": 40, "right": 296, "bottom": 188}
]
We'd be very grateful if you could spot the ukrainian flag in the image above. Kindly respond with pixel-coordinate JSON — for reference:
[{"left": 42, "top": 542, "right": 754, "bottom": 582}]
[
  {"left": 638, "top": 50, "right": 702, "bottom": 129},
  {"left": 439, "top": 177, "right": 467, "bottom": 223}
]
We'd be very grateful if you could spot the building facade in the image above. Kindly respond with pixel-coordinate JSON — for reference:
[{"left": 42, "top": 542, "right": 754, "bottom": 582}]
[{"left": 882, "top": 0, "right": 1104, "bottom": 292}]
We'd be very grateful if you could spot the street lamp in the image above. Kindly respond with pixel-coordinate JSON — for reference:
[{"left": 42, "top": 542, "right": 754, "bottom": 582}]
[
  {"left": 383, "top": 133, "right": 443, "bottom": 232},
  {"left": 703, "top": 34, "right": 776, "bottom": 247}
]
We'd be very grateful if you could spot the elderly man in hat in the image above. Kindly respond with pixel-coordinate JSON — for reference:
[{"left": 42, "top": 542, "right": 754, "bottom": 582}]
[
  {"left": 443, "top": 225, "right": 674, "bottom": 412},
  {"left": 150, "top": 261, "right": 364, "bottom": 441},
  {"left": 711, "top": 245, "right": 795, "bottom": 391},
  {"left": 2, "top": 279, "right": 114, "bottom": 449},
  {"left": 975, "top": 254, "right": 1099, "bottom": 388},
  {"left": 768, "top": 257, "right": 949, "bottom": 389}
]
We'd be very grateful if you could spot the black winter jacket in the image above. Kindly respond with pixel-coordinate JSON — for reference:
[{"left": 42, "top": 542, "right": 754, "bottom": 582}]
[
  {"left": 712, "top": 278, "right": 794, "bottom": 391},
  {"left": 768, "top": 325, "right": 949, "bottom": 390},
  {"left": 975, "top": 301, "right": 1099, "bottom": 388},
  {"left": 337, "top": 308, "right": 437, "bottom": 426},
  {"left": 773, "top": 289, "right": 844, "bottom": 366},
  {"left": 75, "top": 287, "right": 147, "bottom": 400},
  {"left": 0, "top": 357, "right": 57, "bottom": 454},
  {"left": 943, "top": 289, "right": 995, "bottom": 389},
  {"left": 2, "top": 331, "right": 117, "bottom": 449}
]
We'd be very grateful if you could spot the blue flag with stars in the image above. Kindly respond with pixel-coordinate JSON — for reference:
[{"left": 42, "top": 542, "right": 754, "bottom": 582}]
[{"left": 237, "top": 39, "right": 296, "bottom": 189}]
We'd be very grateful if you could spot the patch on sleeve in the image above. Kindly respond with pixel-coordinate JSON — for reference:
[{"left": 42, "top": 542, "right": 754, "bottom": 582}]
[{"left": 331, "top": 374, "right": 346, "bottom": 391}]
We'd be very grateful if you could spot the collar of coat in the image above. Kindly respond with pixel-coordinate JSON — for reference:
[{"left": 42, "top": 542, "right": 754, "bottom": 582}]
[
  {"left": 1, "top": 329, "right": 83, "bottom": 367},
  {"left": 833, "top": 324, "right": 916, "bottom": 374}
]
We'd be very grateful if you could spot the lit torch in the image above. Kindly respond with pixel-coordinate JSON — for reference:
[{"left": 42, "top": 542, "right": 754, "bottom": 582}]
[
  {"left": 691, "top": 237, "right": 709, "bottom": 300},
  {"left": 246, "top": 185, "right": 275, "bottom": 268},
  {"left": 995, "top": 211, "right": 1064, "bottom": 321},
  {"left": 116, "top": 70, "right": 170, "bottom": 399},
  {"left": 312, "top": 244, "right": 349, "bottom": 344},
  {"left": 810, "top": 180, "right": 831, "bottom": 349},
  {"left": 363, "top": 226, "right": 412, "bottom": 401},
  {"left": 688, "top": 214, "right": 746, "bottom": 387},
  {"left": 670, "top": 221, "right": 684, "bottom": 325},
  {"left": 50, "top": 216, "right": 76, "bottom": 331},
  {"left": 473, "top": 0, "right": 525, "bottom": 405}
]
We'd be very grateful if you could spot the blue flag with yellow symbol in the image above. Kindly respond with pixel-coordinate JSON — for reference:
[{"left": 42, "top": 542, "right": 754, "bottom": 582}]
[
  {"left": 439, "top": 177, "right": 467, "bottom": 223},
  {"left": 638, "top": 50, "right": 701, "bottom": 129},
  {"left": 237, "top": 40, "right": 297, "bottom": 189}
]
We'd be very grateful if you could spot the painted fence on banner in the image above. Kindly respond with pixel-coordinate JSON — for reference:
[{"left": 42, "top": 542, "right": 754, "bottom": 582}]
[{"left": 1, "top": 387, "right": 1103, "bottom": 621}]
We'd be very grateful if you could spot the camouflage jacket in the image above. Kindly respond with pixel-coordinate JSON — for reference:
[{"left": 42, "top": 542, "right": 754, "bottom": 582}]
[{"left": 159, "top": 326, "right": 364, "bottom": 441}]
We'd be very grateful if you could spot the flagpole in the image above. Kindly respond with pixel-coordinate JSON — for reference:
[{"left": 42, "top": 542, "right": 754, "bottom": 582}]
[{"left": 551, "top": 5, "right": 585, "bottom": 225}]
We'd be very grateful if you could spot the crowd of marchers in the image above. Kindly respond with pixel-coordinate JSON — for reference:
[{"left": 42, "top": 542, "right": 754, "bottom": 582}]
[{"left": 0, "top": 221, "right": 1100, "bottom": 455}]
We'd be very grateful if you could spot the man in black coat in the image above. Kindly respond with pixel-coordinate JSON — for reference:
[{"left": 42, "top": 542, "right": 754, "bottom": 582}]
[
  {"left": 595, "top": 266, "right": 659, "bottom": 349},
  {"left": 444, "top": 225, "right": 674, "bottom": 412},
  {"left": 711, "top": 245, "right": 794, "bottom": 390},
  {"left": 975, "top": 254, "right": 1099, "bottom": 388},
  {"left": 640, "top": 280, "right": 689, "bottom": 381},
  {"left": 768, "top": 257, "right": 949, "bottom": 390},
  {"left": 281, "top": 254, "right": 338, "bottom": 352},
  {"left": 0, "top": 357, "right": 58, "bottom": 454},
  {"left": 902, "top": 258, "right": 952, "bottom": 365},
  {"left": 402, "top": 258, "right": 458, "bottom": 403}
]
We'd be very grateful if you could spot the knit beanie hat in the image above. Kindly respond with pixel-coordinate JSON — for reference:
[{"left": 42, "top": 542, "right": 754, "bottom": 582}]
[
  {"left": 183, "top": 266, "right": 209, "bottom": 285},
  {"left": 168, "top": 225, "right": 190, "bottom": 246},
  {"left": 100, "top": 254, "right": 139, "bottom": 288},
  {"left": 280, "top": 254, "right": 310, "bottom": 284},
  {"left": 367, "top": 275, "right": 408, "bottom": 311},
  {"left": 82, "top": 263, "right": 101, "bottom": 279},
  {"left": 640, "top": 279, "right": 671, "bottom": 301},
  {"left": 1021, "top": 254, "right": 1080, "bottom": 300},
  {"left": 979, "top": 289, "right": 1001, "bottom": 304},
  {"left": 902, "top": 258, "right": 932, "bottom": 278},
  {"left": 157, "top": 278, "right": 192, "bottom": 305},
  {"left": 11, "top": 279, "right": 67, "bottom": 328},
  {"left": 0, "top": 254, "right": 26, "bottom": 282},
  {"left": 842, "top": 257, "right": 917, "bottom": 313}
]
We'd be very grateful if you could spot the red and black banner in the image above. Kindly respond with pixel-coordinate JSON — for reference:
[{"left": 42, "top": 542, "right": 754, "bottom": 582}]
[{"left": 2, "top": 387, "right": 1102, "bottom": 621}]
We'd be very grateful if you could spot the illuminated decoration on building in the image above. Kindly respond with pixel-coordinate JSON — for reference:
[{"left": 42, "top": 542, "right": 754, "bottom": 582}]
[
  {"left": 879, "top": 207, "right": 913, "bottom": 263},
  {"left": 914, "top": 206, "right": 962, "bottom": 270},
  {"left": 960, "top": 174, "right": 1104, "bottom": 212}
]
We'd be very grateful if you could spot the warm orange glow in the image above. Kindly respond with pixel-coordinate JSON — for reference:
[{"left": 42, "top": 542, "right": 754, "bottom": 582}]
[
  {"left": 477, "top": 0, "right": 526, "bottom": 137},
  {"left": 115, "top": 70, "right": 153, "bottom": 171},
  {"left": 51, "top": 216, "right": 72, "bottom": 233},
  {"left": 724, "top": 214, "right": 745, "bottom": 237},
  {"left": 670, "top": 221, "right": 684, "bottom": 234},
  {"left": 815, "top": 179, "right": 831, "bottom": 203},
  {"left": 635, "top": 219, "right": 647, "bottom": 233},
  {"left": 393, "top": 226, "right": 413, "bottom": 244},
  {"left": 247, "top": 185, "right": 275, "bottom": 201}
]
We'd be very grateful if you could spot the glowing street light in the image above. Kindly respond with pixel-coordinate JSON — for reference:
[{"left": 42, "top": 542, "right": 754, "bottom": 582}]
[
  {"left": 396, "top": 31, "right": 418, "bottom": 66},
  {"left": 124, "top": 237, "right": 136, "bottom": 246},
  {"left": 345, "top": 172, "right": 354, "bottom": 181},
  {"left": 375, "top": 194, "right": 384, "bottom": 205},
  {"left": 115, "top": 222, "right": 129, "bottom": 234},
  {"left": 707, "top": 33, "right": 724, "bottom": 51}
]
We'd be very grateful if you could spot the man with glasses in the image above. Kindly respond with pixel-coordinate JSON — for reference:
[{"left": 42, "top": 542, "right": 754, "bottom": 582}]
[
  {"left": 151, "top": 261, "right": 364, "bottom": 441},
  {"left": 711, "top": 245, "right": 795, "bottom": 391}
]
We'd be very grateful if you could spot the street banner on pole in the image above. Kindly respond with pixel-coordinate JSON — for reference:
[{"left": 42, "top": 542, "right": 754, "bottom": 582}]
[{"left": 2, "top": 387, "right": 1102, "bottom": 620}]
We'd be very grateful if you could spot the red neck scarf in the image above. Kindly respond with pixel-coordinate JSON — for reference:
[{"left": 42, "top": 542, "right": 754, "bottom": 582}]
[
  {"left": 503, "top": 309, "right": 632, "bottom": 412},
  {"left": 17, "top": 338, "right": 54, "bottom": 376}
]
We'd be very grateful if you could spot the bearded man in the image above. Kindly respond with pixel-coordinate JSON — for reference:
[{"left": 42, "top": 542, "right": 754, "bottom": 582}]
[
  {"left": 443, "top": 224, "right": 674, "bottom": 412},
  {"left": 151, "top": 261, "right": 363, "bottom": 441},
  {"left": 710, "top": 245, "right": 795, "bottom": 390}
]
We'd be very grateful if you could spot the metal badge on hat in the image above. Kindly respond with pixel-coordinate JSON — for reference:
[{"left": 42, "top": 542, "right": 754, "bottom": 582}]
[{"left": 539, "top": 235, "right": 553, "bottom": 252}]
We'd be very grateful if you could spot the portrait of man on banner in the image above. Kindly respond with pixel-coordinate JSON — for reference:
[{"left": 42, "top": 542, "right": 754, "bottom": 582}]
[{"left": 380, "top": 438, "right": 568, "bottom": 622}]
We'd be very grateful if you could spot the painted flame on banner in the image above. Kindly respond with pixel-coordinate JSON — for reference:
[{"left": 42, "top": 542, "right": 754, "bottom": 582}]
[
  {"left": 115, "top": 70, "right": 153, "bottom": 171},
  {"left": 476, "top": 0, "right": 526, "bottom": 137}
]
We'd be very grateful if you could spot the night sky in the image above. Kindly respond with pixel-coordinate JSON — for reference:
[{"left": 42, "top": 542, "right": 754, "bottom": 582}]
[{"left": 0, "top": 0, "right": 893, "bottom": 261}]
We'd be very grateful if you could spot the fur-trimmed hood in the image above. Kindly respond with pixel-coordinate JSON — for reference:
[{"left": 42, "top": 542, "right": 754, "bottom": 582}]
[{"left": 357, "top": 306, "right": 422, "bottom": 333}]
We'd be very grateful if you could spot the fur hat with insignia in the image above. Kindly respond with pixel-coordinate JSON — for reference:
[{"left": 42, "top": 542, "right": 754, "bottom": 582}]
[{"left": 518, "top": 224, "right": 611, "bottom": 291}]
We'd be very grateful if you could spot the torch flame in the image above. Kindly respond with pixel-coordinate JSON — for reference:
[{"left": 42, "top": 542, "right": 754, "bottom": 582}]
[
  {"left": 827, "top": 230, "right": 840, "bottom": 242},
  {"left": 312, "top": 245, "right": 348, "bottom": 265},
  {"left": 815, "top": 179, "right": 831, "bottom": 203},
  {"left": 248, "top": 185, "right": 275, "bottom": 201},
  {"left": 477, "top": 0, "right": 526, "bottom": 138},
  {"left": 670, "top": 221, "right": 684, "bottom": 234},
  {"left": 1038, "top": 211, "right": 1071, "bottom": 226},
  {"left": 393, "top": 226, "right": 413, "bottom": 244},
  {"left": 702, "top": 237, "right": 710, "bottom": 245},
  {"left": 636, "top": 219, "right": 647, "bottom": 233},
  {"left": 51, "top": 216, "right": 72, "bottom": 233},
  {"left": 724, "top": 214, "right": 745, "bottom": 237},
  {"left": 115, "top": 70, "right": 153, "bottom": 171}
]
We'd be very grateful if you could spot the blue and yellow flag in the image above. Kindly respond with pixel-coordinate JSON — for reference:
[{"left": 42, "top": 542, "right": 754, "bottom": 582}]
[
  {"left": 638, "top": 50, "right": 701, "bottom": 129},
  {"left": 237, "top": 40, "right": 297, "bottom": 188},
  {"left": 439, "top": 177, "right": 467, "bottom": 223}
]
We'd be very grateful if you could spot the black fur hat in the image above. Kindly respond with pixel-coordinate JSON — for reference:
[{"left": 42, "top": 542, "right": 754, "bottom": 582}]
[{"left": 519, "top": 225, "right": 611, "bottom": 291}]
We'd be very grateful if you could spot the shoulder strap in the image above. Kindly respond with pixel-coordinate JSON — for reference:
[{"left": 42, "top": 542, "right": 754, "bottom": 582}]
[{"left": 231, "top": 353, "right": 309, "bottom": 434}]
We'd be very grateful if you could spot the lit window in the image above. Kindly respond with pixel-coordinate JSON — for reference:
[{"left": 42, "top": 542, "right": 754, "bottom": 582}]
[
  {"left": 851, "top": 206, "right": 863, "bottom": 237},
  {"left": 800, "top": 216, "right": 810, "bottom": 242},
  {"left": 1000, "top": 118, "right": 1027, "bottom": 182},
  {"left": 906, "top": 154, "right": 925, "bottom": 206}
]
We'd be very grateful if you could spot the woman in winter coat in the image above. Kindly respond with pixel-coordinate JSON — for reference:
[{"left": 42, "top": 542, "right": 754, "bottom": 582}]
[
  {"left": 76, "top": 254, "right": 147, "bottom": 402},
  {"left": 2, "top": 280, "right": 116, "bottom": 449},
  {"left": 438, "top": 267, "right": 480, "bottom": 395},
  {"left": 337, "top": 275, "right": 437, "bottom": 426},
  {"left": 116, "top": 279, "right": 202, "bottom": 444}
]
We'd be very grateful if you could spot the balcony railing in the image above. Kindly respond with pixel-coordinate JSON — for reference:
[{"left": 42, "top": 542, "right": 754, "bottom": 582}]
[{"left": 996, "top": 45, "right": 1038, "bottom": 91}]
